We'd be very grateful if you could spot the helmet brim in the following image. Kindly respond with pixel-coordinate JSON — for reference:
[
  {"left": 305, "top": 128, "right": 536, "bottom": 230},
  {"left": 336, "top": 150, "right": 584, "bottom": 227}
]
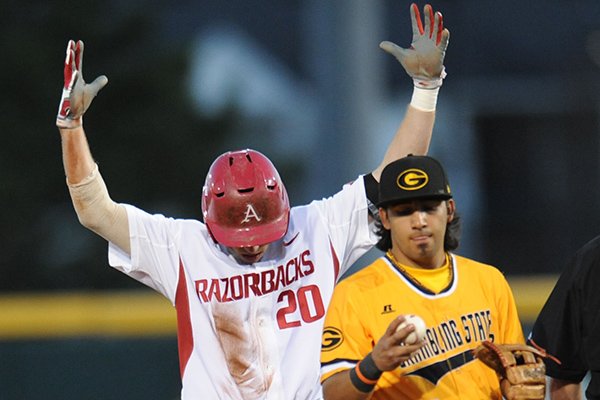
[{"left": 209, "top": 213, "right": 289, "bottom": 248}]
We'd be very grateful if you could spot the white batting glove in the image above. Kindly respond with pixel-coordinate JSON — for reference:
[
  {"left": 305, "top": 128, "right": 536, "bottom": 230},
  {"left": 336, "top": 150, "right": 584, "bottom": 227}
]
[
  {"left": 380, "top": 3, "right": 450, "bottom": 89},
  {"left": 56, "top": 40, "right": 108, "bottom": 129}
]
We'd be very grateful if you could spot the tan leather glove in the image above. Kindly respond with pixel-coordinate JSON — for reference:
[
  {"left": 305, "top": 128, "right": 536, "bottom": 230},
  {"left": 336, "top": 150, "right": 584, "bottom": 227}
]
[{"left": 473, "top": 340, "right": 560, "bottom": 400}]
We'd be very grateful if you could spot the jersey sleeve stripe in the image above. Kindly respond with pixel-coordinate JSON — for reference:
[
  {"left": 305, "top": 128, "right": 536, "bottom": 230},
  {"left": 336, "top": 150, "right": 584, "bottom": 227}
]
[{"left": 175, "top": 259, "right": 194, "bottom": 378}]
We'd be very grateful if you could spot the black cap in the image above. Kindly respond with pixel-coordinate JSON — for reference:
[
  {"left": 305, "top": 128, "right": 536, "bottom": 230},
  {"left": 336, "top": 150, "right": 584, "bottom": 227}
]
[{"left": 377, "top": 155, "right": 452, "bottom": 207}]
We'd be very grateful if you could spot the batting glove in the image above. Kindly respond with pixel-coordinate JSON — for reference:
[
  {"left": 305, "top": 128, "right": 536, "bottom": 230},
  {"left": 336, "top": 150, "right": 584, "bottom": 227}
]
[
  {"left": 56, "top": 40, "right": 108, "bottom": 129},
  {"left": 380, "top": 3, "right": 450, "bottom": 89}
]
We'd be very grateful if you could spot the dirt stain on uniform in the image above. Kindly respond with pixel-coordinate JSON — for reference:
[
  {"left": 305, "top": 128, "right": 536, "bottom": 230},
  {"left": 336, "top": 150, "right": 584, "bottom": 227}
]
[{"left": 212, "top": 302, "right": 274, "bottom": 399}]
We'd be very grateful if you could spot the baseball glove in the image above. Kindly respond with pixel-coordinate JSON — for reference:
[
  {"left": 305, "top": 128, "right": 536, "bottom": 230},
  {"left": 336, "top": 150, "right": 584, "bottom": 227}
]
[{"left": 473, "top": 340, "right": 558, "bottom": 400}]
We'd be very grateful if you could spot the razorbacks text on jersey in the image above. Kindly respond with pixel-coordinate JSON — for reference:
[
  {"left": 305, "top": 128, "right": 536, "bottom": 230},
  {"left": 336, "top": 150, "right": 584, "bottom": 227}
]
[{"left": 108, "top": 176, "right": 376, "bottom": 400}]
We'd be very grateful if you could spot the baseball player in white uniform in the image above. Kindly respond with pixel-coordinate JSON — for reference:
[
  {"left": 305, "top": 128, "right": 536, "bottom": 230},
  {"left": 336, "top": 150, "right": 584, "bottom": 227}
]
[{"left": 56, "top": 4, "right": 449, "bottom": 399}]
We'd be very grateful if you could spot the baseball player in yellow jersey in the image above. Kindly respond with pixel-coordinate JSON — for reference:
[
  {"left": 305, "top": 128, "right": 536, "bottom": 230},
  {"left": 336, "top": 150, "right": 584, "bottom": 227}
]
[{"left": 320, "top": 155, "right": 525, "bottom": 399}]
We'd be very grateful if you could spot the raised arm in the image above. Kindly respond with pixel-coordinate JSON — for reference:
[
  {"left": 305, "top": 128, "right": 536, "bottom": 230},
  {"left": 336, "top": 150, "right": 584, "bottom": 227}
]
[
  {"left": 57, "top": 40, "right": 130, "bottom": 254},
  {"left": 371, "top": 3, "right": 450, "bottom": 182}
]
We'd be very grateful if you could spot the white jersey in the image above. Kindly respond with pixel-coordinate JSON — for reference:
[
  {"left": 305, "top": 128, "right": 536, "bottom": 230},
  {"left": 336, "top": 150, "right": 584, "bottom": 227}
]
[{"left": 108, "top": 176, "right": 376, "bottom": 400}]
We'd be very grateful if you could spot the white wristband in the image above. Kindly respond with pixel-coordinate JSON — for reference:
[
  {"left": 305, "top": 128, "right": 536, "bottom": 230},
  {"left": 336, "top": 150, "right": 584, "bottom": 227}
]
[{"left": 410, "top": 86, "right": 440, "bottom": 112}]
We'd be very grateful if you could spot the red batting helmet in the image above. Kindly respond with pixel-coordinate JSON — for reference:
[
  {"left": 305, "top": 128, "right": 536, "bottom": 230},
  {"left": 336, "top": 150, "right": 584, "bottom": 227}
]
[{"left": 201, "top": 149, "right": 290, "bottom": 247}]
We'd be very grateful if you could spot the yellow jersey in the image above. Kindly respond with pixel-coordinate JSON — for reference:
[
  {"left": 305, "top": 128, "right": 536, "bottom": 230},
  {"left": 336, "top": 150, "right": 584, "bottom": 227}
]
[{"left": 320, "top": 253, "right": 524, "bottom": 399}]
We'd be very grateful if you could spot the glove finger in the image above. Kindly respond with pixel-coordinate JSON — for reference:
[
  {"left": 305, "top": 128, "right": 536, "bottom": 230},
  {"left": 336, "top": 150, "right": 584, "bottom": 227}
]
[
  {"left": 424, "top": 4, "right": 434, "bottom": 39},
  {"left": 75, "top": 40, "right": 84, "bottom": 76},
  {"left": 433, "top": 11, "right": 443, "bottom": 45},
  {"left": 63, "top": 49, "right": 74, "bottom": 86},
  {"left": 68, "top": 51, "right": 79, "bottom": 91},
  {"left": 379, "top": 41, "right": 399, "bottom": 54},
  {"left": 410, "top": 3, "right": 424, "bottom": 39},
  {"left": 63, "top": 40, "right": 75, "bottom": 87},
  {"left": 87, "top": 75, "right": 109, "bottom": 97},
  {"left": 64, "top": 40, "right": 75, "bottom": 65},
  {"left": 379, "top": 41, "right": 406, "bottom": 60},
  {"left": 438, "top": 28, "right": 450, "bottom": 52}
]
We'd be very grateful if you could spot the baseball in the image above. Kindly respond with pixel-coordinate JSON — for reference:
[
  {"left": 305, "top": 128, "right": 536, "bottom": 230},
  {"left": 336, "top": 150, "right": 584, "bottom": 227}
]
[{"left": 396, "top": 314, "right": 427, "bottom": 344}]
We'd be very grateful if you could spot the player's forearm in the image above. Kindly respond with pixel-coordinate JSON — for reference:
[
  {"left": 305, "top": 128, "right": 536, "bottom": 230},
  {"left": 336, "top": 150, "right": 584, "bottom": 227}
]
[
  {"left": 372, "top": 96, "right": 435, "bottom": 182},
  {"left": 322, "top": 371, "right": 371, "bottom": 400},
  {"left": 550, "top": 378, "right": 582, "bottom": 400},
  {"left": 60, "top": 126, "right": 131, "bottom": 254},
  {"left": 59, "top": 126, "right": 96, "bottom": 184},
  {"left": 387, "top": 102, "right": 435, "bottom": 157}
]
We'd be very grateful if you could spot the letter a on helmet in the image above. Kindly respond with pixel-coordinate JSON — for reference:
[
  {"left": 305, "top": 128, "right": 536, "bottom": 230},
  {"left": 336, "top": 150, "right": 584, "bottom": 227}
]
[{"left": 201, "top": 149, "right": 290, "bottom": 247}]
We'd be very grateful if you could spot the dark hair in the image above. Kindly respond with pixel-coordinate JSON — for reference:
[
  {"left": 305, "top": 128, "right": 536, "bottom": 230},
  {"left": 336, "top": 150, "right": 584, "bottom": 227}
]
[{"left": 374, "top": 205, "right": 462, "bottom": 252}]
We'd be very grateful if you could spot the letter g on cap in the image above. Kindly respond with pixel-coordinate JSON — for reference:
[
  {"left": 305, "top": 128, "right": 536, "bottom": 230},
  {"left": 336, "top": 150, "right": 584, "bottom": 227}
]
[{"left": 397, "top": 169, "right": 429, "bottom": 191}]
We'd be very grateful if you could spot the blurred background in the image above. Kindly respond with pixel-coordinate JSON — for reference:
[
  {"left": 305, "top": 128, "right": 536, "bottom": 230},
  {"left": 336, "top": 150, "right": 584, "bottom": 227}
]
[{"left": 2, "top": 0, "right": 600, "bottom": 398}]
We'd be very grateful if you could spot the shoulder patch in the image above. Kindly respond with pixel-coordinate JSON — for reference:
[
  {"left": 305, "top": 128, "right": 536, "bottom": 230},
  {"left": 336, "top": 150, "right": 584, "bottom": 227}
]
[{"left": 322, "top": 326, "right": 344, "bottom": 351}]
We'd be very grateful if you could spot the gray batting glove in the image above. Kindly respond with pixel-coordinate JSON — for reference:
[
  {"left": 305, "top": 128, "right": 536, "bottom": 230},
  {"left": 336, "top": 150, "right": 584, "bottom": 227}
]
[
  {"left": 380, "top": 3, "right": 450, "bottom": 89},
  {"left": 56, "top": 40, "right": 108, "bottom": 129}
]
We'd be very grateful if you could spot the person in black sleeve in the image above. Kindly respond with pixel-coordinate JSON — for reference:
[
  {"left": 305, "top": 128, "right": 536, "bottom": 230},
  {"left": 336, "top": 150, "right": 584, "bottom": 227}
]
[{"left": 528, "top": 235, "right": 600, "bottom": 399}]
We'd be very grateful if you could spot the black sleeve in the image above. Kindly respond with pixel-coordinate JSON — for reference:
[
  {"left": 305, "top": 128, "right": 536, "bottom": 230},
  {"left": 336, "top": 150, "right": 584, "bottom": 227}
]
[
  {"left": 529, "top": 271, "right": 585, "bottom": 382},
  {"left": 363, "top": 173, "right": 379, "bottom": 218},
  {"left": 529, "top": 236, "right": 600, "bottom": 383}
]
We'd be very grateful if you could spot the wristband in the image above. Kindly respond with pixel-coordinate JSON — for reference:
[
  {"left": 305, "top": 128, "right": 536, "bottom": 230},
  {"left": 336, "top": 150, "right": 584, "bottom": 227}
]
[
  {"left": 349, "top": 353, "right": 382, "bottom": 393},
  {"left": 349, "top": 367, "right": 375, "bottom": 393},
  {"left": 410, "top": 86, "right": 440, "bottom": 112}
]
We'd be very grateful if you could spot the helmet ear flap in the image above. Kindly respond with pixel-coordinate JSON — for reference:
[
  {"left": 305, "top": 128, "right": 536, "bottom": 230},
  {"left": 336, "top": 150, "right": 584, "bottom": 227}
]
[{"left": 201, "top": 149, "right": 290, "bottom": 248}]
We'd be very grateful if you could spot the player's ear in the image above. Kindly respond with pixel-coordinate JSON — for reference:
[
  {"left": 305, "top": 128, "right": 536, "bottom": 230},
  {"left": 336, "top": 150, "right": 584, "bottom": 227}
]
[
  {"left": 379, "top": 207, "right": 391, "bottom": 229},
  {"left": 446, "top": 199, "right": 456, "bottom": 222}
]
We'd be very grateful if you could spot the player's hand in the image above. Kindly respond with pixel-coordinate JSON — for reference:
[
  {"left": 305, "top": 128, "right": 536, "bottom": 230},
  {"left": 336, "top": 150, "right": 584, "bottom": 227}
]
[
  {"left": 380, "top": 3, "right": 450, "bottom": 89},
  {"left": 56, "top": 40, "right": 108, "bottom": 129},
  {"left": 371, "top": 315, "right": 426, "bottom": 371}
]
